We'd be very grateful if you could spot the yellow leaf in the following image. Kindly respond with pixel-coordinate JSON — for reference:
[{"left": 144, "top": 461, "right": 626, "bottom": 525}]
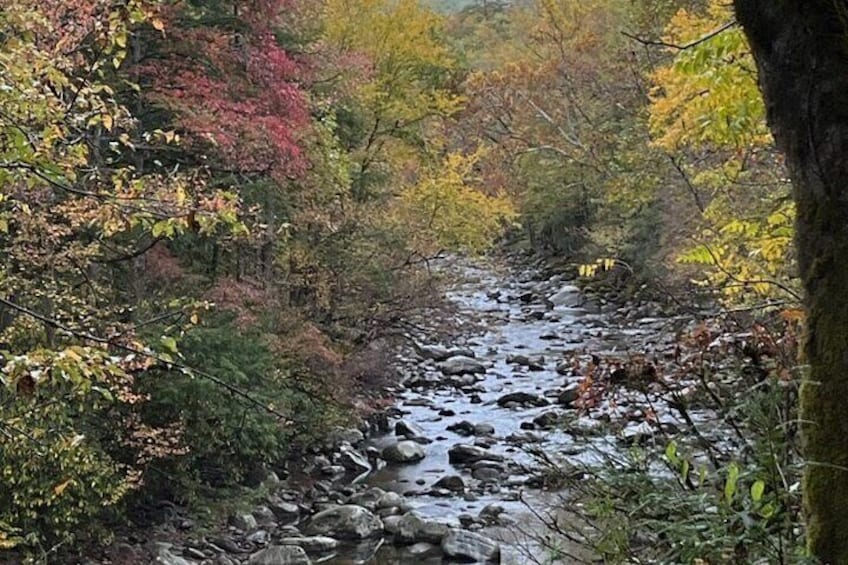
[
  {"left": 102, "top": 114, "right": 114, "bottom": 131},
  {"left": 53, "top": 479, "right": 73, "bottom": 496},
  {"left": 152, "top": 18, "right": 165, "bottom": 32}
]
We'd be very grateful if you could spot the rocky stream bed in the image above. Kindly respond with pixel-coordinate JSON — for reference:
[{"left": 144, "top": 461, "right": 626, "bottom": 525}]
[{"left": 117, "top": 255, "right": 721, "bottom": 565}]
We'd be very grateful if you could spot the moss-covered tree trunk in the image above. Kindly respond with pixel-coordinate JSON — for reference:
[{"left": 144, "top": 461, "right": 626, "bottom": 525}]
[{"left": 734, "top": 1, "right": 848, "bottom": 562}]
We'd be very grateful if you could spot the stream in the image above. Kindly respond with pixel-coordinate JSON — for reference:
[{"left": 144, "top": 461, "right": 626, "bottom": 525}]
[{"left": 322, "top": 255, "right": 703, "bottom": 564}]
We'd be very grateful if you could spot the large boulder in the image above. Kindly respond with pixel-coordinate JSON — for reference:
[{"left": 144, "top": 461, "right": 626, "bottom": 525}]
[
  {"left": 497, "top": 392, "right": 550, "bottom": 408},
  {"left": 382, "top": 441, "right": 426, "bottom": 464},
  {"left": 441, "top": 529, "right": 501, "bottom": 563},
  {"left": 248, "top": 545, "right": 311, "bottom": 565},
  {"left": 306, "top": 505, "right": 383, "bottom": 539},
  {"left": 437, "top": 355, "right": 486, "bottom": 376},
  {"left": 448, "top": 444, "right": 504, "bottom": 465}
]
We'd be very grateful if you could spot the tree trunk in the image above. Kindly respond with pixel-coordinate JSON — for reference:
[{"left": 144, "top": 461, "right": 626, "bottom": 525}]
[{"left": 734, "top": 2, "right": 848, "bottom": 562}]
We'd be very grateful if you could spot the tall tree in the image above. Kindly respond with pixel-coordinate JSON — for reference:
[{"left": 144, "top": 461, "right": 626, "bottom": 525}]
[{"left": 734, "top": 2, "right": 848, "bottom": 561}]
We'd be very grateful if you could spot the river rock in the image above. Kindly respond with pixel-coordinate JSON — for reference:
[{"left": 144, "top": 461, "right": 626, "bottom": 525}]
[
  {"left": 327, "top": 427, "right": 365, "bottom": 447},
  {"left": 151, "top": 544, "right": 196, "bottom": 565},
  {"left": 382, "top": 441, "right": 426, "bottom": 463},
  {"left": 555, "top": 360, "right": 575, "bottom": 376},
  {"left": 447, "top": 420, "right": 475, "bottom": 436},
  {"left": 441, "top": 529, "right": 501, "bottom": 563},
  {"left": 338, "top": 447, "right": 371, "bottom": 474},
  {"left": 395, "top": 512, "right": 450, "bottom": 544},
  {"left": 267, "top": 496, "right": 300, "bottom": 521},
  {"left": 407, "top": 542, "right": 440, "bottom": 557},
  {"left": 433, "top": 474, "right": 465, "bottom": 492},
  {"left": 230, "top": 513, "right": 258, "bottom": 532},
  {"left": 377, "top": 491, "right": 405, "bottom": 510},
  {"left": 497, "top": 392, "right": 550, "bottom": 408},
  {"left": 558, "top": 384, "right": 580, "bottom": 407},
  {"left": 505, "top": 354, "right": 545, "bottom": 371},
  {"left": 306, "top": 505, "right": 383, "bottom": 539},
  {"left": 277, "top": 537, "right": 339, "bottom": 553},
  {"left": 349, "top": 487, "right": 386, "bottom": 510},
  {"left": 383, "top": 515, "right": 402, "bottom": 535},
  {"left": 247, "top": 545, "right": 310, "bottom": 565},
  {"left": 252, "top": 506, "right": 277, "bottom": 526},
  {"left": 415, "top": 343, "right": 475, "bottom": 362},
  {"left": 448, "top": 444, "right": 504, "bottom": 465},
  {"left": 533, "top": 411, "right": 561, "bottom": 429},
  {"left": 395, "top": 420, "right": 427, "bottom": 439},
  {"left": 549, "top": 285, "right": 583, "bottom": 308},
  {"left": 472, "top": 467, "right": 501, "bottom": 482},
  {"left": 437, "top": 355, "right": 486, "bottom": 376}
]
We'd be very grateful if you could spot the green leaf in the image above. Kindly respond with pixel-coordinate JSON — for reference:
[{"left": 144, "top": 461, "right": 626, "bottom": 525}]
[
  {"left": 751, "top": 480, "right": 765, "bottom": 502},
  {"left": 161, "top": 336, "right": 179, "bottom": 354},
  {"left": 665, "top": 440, "right": 679, "bottom": 465},
  {"left": 724, "top": 462, "right": 740, "bottom": 505}
]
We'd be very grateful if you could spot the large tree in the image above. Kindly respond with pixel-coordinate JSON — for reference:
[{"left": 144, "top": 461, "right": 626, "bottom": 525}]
[{"left": 734, "top": 1, "right": 848, "bottom": 562}]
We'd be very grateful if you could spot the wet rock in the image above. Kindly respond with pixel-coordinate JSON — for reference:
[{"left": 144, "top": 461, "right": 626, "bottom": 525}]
[
  {"left": 246, "top": 530, "right": 269, "bottom": 545},
  {"left": 437, "top": 355, "right": 486, "bottom": 376},
  {"left": 479, "top": 503, "right": 506, "bottom": 524},
  {"left": 383, "top": 515, "right": 402, "bottom": 535},
  {"left": 497, "top": 392, "right": 549, "bottom": 408},
  {"left": 549, "top": 285, "right": 583, "bottom": 308},
  {"left": 277, "top": 537, "right": 339, "bottom": 553},
  {"left": 229, "top": 513, "right": 258, "bottom": 532},
  {"left": 533, "top": 411, "right": 561, "bottom": 430},
  {"left": 558, "top": 384, "right": 580, "bottom": 407},
  {"left": 377, "top": 491, "right": 404, "bottom": 510},
  {"left": 474, "top": 423, "right": 495, "bottom": 435},
  {"left": 327, "top": 426, "right": 364, "bottom": 447},
  {"left": 306, "top": 505, "right": 383, "bottom": 539},
  {"left": 395, "top": 420, "right": 427, "bottom": 439},
  {"left": 252, "top": 506, "right": 277, "bottom": 527},
  {"left": 395, "top": 512, "right": 450, "bottom": 544},
  {"left": 321, "top": 465, "right": 345, "bottom": 476},
  {"left": 439, "top": 408, "right": 456, "bottom": 417},
  {"left": 621, "top": 421, "right": 655, "bottom": 444},
  {"left": 414, "top": 343, "right": 476, "bottom": 362},
  {"left": 471, "top": 467, "right": 501, "bottom": 482},
  {"left": 516, "top": 291, "right": 534, "bottom": 303},
  {"left": 505, "top": 354, "right": 545, "bottom": 371},
  {"left": 151, "top": 544, "right": 196, "bottom": 565},
  {"left": 448, "top": 444, "right": 504, "bottom": 465},
  {"left": 407, "top": 542, "right": 440, "bottom": 557},
  {"left": 446, "top": 420, "right": 475, "bottom": 436},
  {"left": 247, "top": 545, "right": 310, "bottom": 565},
  {"left": 433, "top": 475, "right": 465, "bottom": 492},
  {"left": 458, "top": 514, "right": 476, "bottom": 528},
  {"left": 441, "top": 529, "right": 500, "bottom": 563},
  {"left": 469, "top": 394, "right": 483, "bottom": 404},
  {"left": 555, "top": 361, "right": 574, "bottom": 376},
  {"left": 338, "top": 447, "right": 371, "bottom": 474},
  {"left": 210, "top": 536, "right": 242, "bottom": 554},
  {"left": 382, "top": 441, "right": 426, "bottom": 463},
  {"left": 349, "top": 487, "right": 386, "bottom": 510}
]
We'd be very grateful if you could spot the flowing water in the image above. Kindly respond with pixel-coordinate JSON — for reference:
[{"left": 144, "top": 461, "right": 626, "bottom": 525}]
[{"left": 324, "top": 256, "right": 706, "bottom": 564}]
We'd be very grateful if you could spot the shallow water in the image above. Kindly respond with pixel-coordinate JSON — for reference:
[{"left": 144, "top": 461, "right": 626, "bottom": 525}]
[{"left": 325, "top": 257, "right": 707, "bottom": 563}]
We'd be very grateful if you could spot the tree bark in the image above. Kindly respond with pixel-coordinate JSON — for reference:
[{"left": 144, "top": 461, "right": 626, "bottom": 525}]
[{"left": 734, "top": 1, "right": 848, "bottom": 562}]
